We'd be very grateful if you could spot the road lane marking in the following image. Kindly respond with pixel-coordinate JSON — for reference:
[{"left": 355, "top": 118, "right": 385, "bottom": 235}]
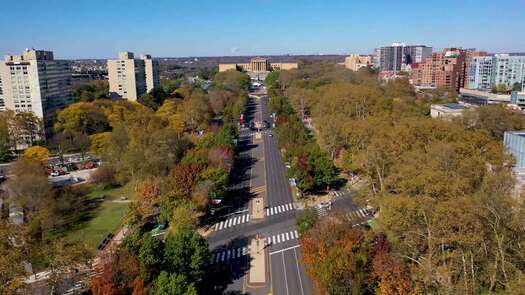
[
  {"left": 285, "top": 232, "right": 290, "bottom": 240},
  {"left": 269, "top": 244, "right": 302, "bottom": 255},
  {"left": 294, "top": 230, "right": 299, "bottom": 239},
  {"left": 276, "top": 235, "right": 281, "bottom": 243},
  {"left": 293, "top": 248, "right": 305, "bottom": 295},
  {"left": 281, "top": 253, "right": 290, "bottom": 295}
]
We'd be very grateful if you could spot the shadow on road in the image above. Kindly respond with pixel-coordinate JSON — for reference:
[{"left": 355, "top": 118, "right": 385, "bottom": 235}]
[{"left": 206, "top": 235, "right": 252, "bottom": 294}]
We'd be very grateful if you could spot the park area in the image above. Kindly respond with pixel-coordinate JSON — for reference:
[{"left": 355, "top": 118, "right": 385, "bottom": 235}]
[{"left": 64, "top": 183, "right": 135, "bottom": 250}]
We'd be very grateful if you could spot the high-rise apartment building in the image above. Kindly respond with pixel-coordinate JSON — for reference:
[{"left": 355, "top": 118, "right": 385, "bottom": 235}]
[
  {"left": 411, "top": 48, "right": 467, "bottom": 91},
  {"left": 142, "top": 54, "right": 160, "bottom": 94},
  {"left": 468, "top": 54, "right": 525, "bottom": 91},
  {"left": 464, "top": 49, "right": 488, "bottom": 87},
  {"left": 377, "top": 43, "right": 432, "bottom": 72},
  {"left": 0, "top": 74, "right": 5, "bottom": 111},
  {"left": 107, "top": 52, "right": 159, "bottom": 101},
  {"left": 0, "top": 49, "right": 73, "bottom": 125},
  {"left": 344, "top": 54, "right": 372, "bottom": 71}
]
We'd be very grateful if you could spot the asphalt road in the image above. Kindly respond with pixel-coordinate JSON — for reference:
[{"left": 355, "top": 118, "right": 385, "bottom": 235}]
[{"left": 206, "top": 92, "right": 315, "bottom": 295}]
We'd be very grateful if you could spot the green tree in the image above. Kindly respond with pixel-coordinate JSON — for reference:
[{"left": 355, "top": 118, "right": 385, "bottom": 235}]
[
  {"left": 152, "top": 271, "right": 197, "bottom": 295},
  {"left": 492, "top": 83, "right": 508, "bottom": 94},
  {"left": 163, "top": 227, "right": 210, "bottom": 286},
  {"left": 0, "top": 113, "right": 13, "bottom": 162},
  {"left": 296, "top": 208, "right": 319, "bottom": 235},
  {"left": 73, "top": 80, "right": 109, "bottom": 102},
  {"left": 139, "top": 233, "right": 164, "bottom": 279},
  {"left": 512, "top": 82, "right": 523, "bottom": 92}
]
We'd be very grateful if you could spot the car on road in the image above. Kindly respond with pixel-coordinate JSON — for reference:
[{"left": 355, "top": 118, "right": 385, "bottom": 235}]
[
  {"left": 285, "top": 162, "right": 291, "bottom": 169},
  {"left": 50, "top": 171, "right": 60, "bottom": 177}
]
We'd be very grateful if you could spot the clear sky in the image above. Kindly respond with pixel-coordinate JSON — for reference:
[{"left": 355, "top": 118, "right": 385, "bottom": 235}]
[{"left": 1, "top": 0, "right": 524, "bottom": 59}]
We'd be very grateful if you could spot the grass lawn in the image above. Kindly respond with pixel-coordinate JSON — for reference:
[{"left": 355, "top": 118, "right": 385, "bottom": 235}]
[{"left": 65, "top": 183, "right": 136, "bottom": 250}]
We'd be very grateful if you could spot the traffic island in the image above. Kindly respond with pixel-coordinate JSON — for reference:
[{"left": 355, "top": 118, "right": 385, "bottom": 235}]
[
  {"left": 251, "top": 197, "right": 265, "bottom": 220},
  {"left": 247, "top": 236, "right": 268, "bottom": 287}
]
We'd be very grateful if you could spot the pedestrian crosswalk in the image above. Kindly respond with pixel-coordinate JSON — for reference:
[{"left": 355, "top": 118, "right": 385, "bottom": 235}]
[
  {"left": 211, "top": 245, "right": 251, "bottom": 264},
  {"left": 266, "top": 230, "right": 299, "bottom": 245},
  {"left": 316, "top": 206, "right": 329, "bottom": 217},
  {"left": 265, "top": 203, "right": 296, "bottom": 216},
  {"left": 213, "top": 213, "right": 250, "bottom": 231},
  {"left": 329, "top": 190, "right": 345, "bottom": 197},
  {"left": 345, "top": 207, "right": 372, "bottom": 222}
]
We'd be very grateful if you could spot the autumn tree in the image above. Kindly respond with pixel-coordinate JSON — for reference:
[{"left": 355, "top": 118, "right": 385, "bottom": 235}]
[
  {"left": 461, "top": 104, "right": 525, "bottom": 139},
  {"left": 0, "top": 220, "right": 27, "bottom": 295},
  {"left": 55, "top": 102, "right": 110, "bottom": 134},
  {"left": 301, "top": 219, "right": 374, "bottom": 294},
  {"left": 90, "top": 249, "right": 142, "bottom": 295},
  {"left": 23, "top": 145, "right": 49, "bottom": 163}
]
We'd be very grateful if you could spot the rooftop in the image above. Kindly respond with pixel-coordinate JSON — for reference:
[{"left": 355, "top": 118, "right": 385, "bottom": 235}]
[{"left": 444, "top": 103, "right": 466, "bottom": 110}]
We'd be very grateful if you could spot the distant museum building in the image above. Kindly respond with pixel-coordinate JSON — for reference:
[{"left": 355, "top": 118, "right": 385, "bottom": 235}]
[{"left": 219, "top": 57, "right": 298, "bottom": 80}]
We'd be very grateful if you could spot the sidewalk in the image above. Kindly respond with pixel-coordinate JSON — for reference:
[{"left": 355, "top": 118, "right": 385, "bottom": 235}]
[{"left": 248, "top": 237, "right": 267, "bottom": 286}]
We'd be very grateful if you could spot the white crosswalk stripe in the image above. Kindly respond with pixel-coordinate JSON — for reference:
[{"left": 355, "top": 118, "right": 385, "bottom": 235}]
[
  {"left": 266, "top": 230, "right": 300, "bottom": 246},
  {"left": 211, "top": 246, "right": 251, "bottom": 264},
  {"left": 345, "top": 207, "right": 372, "bottom": 223},
  {"left": 213, "top": 213, "right": 251, "bottom": 231},
  {"left": 265, "top": 202, "right": 297, "bottom": 217}
]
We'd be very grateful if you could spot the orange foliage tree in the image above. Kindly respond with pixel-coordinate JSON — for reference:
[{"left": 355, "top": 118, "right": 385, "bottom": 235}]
[
  {"left": 90, "top": 250, "right": 142, "bottom": 295},
  {"left": 169, "top": 162, "right": 203, "bottom": 196},
  {"left": 136, "top": 176, "right": 161, "bottom": 216},
  {"left": 301, "top": 220, "right": 374, "bottom": 294}
]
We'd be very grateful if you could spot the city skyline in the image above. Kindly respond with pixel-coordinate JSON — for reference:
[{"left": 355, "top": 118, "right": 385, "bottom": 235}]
[{"left": 1, "top": 0, "right": 524, "bottom": 59}]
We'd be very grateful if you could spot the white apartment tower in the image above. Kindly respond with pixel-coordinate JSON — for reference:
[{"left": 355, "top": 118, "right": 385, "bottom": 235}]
[
  {"left": 108, "top": 52, "right": 159, "bottom": 101},
  {"left": 469, "top": 54, "right": 525, "bottom": 91},
  {"left": 0, "top": 49, "right": 73, "bottom": 122}
]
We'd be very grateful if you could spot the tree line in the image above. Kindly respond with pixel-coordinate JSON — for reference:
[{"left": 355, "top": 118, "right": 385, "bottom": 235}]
[
  {"left": 266, "top": 71, "right": 340, "bottom": 195},
  {"left": 269, "top": 63, "right": 525, "bottom": 294},
  {"left": 1, "top": 70, "right": 250, "bottom": 294}
]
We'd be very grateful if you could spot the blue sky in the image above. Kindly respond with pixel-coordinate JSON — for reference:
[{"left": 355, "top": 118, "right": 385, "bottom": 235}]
[{"left": 1, "top": 0, "right": 524, "bottom": 59}]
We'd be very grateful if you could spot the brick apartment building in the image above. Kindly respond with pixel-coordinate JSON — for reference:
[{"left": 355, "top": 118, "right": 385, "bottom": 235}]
[{"left": 411, "top": 48, "right": 467, "bottom": 91}]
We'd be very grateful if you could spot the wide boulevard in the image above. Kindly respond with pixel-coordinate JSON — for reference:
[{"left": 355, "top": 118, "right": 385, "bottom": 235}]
[{"left": 205, "top": 85, "right": 372, "bottom": 295}]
